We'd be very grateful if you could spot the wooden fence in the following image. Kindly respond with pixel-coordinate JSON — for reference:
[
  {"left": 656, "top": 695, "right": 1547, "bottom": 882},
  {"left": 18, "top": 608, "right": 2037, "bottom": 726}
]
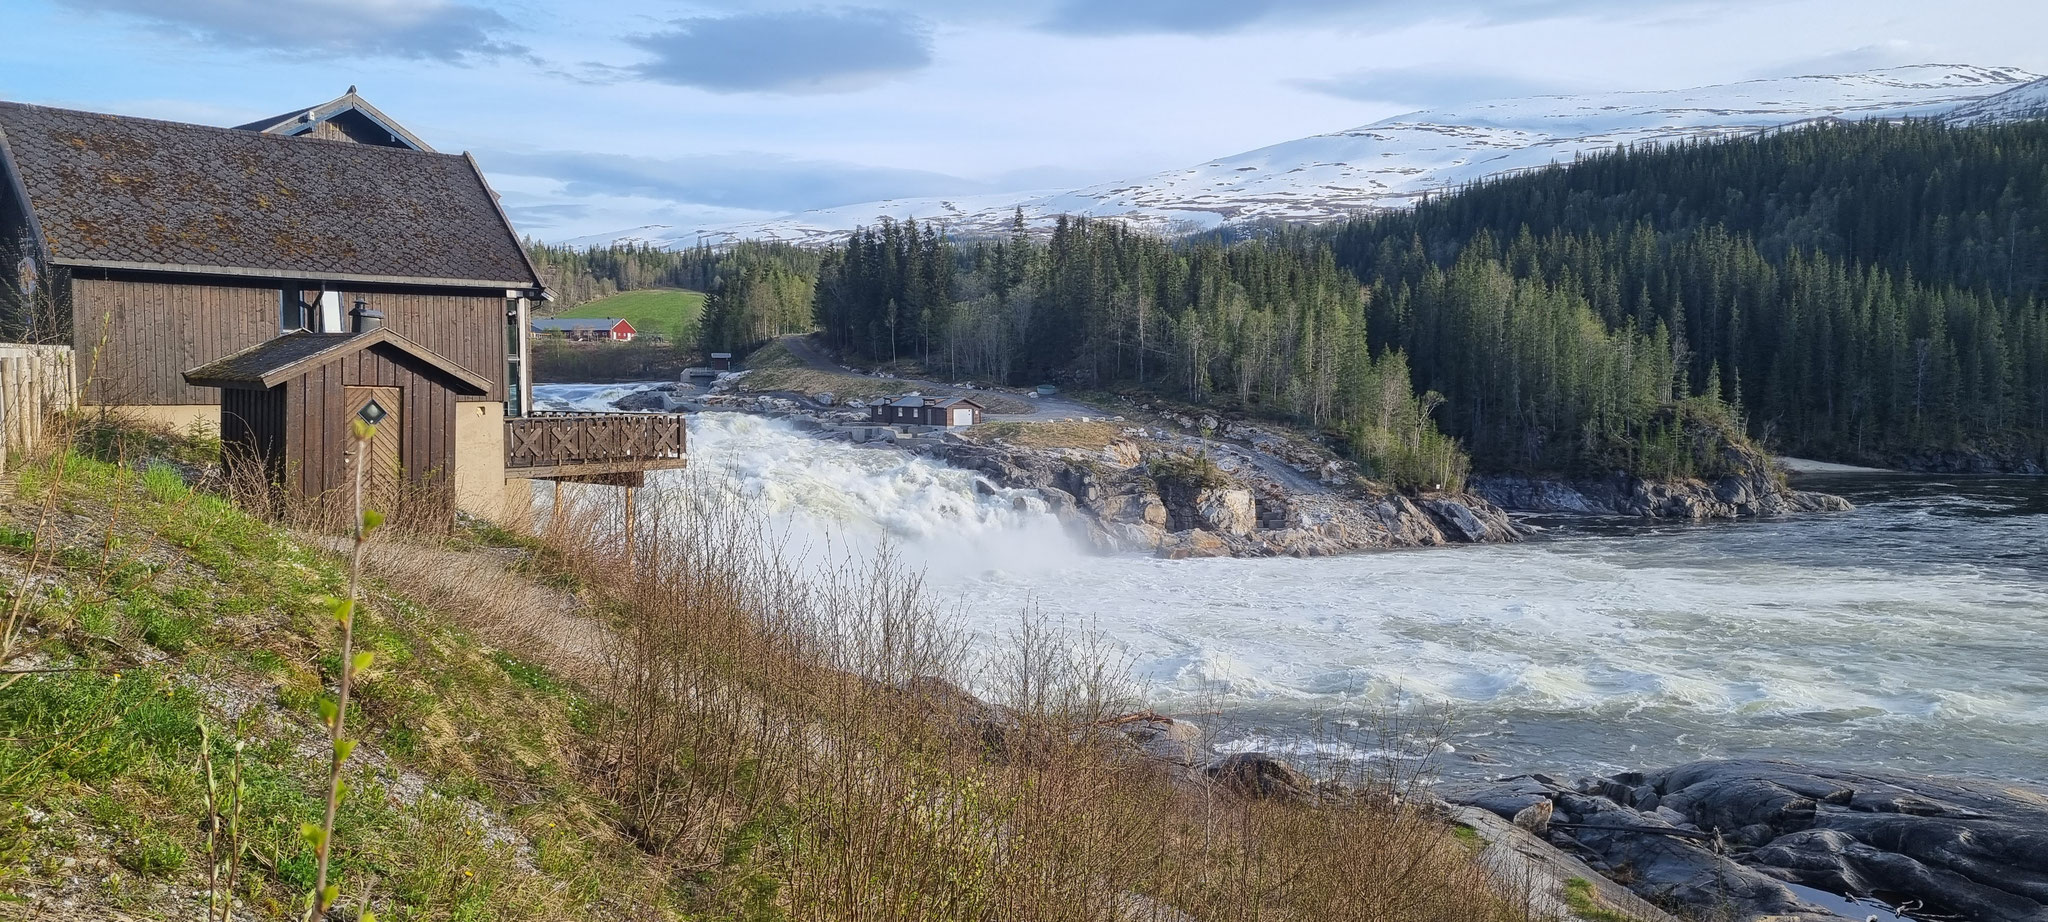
[
  {"left": 0, "top": 344, "right": 77, "bottom": 469},
  {"left": 505, "top": 411, "right": 689, "bottom": 480}
]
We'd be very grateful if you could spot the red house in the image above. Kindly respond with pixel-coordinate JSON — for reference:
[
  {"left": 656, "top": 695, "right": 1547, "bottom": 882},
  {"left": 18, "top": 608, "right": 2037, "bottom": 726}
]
[{"left": 531, "top": 317, "right": 637, "bottom": 342}]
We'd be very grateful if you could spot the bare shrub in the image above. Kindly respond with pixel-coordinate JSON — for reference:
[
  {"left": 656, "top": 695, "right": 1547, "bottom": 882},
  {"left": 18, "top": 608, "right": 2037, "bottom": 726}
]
[{"left": 520, "top": 470, "right": 1530, "bottom": 922}]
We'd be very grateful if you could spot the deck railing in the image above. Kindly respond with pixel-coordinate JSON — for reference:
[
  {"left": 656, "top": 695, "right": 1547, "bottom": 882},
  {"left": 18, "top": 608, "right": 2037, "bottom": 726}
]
[{"left": 504, "top": 411, "right": 688, "bottom": 480}]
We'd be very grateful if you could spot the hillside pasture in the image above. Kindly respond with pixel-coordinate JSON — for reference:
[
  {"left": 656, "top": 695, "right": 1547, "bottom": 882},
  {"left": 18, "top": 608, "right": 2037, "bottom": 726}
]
[{"left": 555, "top": 289, "right": 705, "bottom": 343}]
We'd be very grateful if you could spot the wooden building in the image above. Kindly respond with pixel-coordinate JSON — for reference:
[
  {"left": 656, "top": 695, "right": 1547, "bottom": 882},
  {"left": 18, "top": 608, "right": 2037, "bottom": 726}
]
[
  {"left": 532, "top": 317, "right": 637, "bottom": 342},
  {"left": 185, "top": 322, "right": 489, "bottom": 517},
  {"left": 0, "top": 95, "right": 687, "bottom": 522},
  {"left": 233, "top": 86, "right": 433, "bottom": 151},
  {"left": 870, "top": 394, "right": 984, "bottom": 429}
]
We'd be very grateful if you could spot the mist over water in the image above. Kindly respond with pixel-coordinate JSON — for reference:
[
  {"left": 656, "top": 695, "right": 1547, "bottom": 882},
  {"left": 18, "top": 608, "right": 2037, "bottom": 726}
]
[{"left": 537, "top": 386, "right": 2048, "bottom": 783}]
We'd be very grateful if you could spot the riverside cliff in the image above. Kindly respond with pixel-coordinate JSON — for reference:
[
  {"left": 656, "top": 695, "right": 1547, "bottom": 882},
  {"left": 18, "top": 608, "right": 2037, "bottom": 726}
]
[
  {"left": 621, "top": 370, "right": 1850, "bottom": 553},
  {"left": 1470, "top": 438, "right": 1853, "bottom": 520},
  {"left": 631, "top": 380, "right": 1523, "bottom": 557}
]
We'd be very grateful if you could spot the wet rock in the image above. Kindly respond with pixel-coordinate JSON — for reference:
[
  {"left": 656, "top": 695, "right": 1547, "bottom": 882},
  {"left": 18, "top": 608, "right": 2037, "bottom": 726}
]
[
  {"left": 1440, "top": 775, "right": 1566, "bottom": 821},
  {"left": 1158, "top": 529, "right": 1229, "bottom": 559},
  {"left": 1511, "top": 759, "right": 2048, "bottom": 922},
  {"left": 1205, "top": 753, "right": 1312, "bottom": 801},
  {"left": 1511, "top": 800, "right": 1554, "bottom": 835},
  {"left": 611, "top": 388, "right": 670, "bottom": 411},
  {"left": 1122, "top": 718, "right": 1203, "bottom": 765}
]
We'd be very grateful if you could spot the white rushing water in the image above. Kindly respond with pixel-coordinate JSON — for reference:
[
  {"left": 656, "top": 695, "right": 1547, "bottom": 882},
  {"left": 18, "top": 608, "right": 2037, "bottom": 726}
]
[{"left": 536, "top": 387, "right": 2048, "bottom": 782}]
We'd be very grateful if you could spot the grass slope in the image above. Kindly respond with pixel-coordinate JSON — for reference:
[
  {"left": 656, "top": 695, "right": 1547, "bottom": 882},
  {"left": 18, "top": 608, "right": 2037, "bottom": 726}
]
[
  {"left": 0, "top": 440, "right": 670, "bottom": 919},
  {"left": 556, "top": 290, "right": 705, "bottom": 343}
]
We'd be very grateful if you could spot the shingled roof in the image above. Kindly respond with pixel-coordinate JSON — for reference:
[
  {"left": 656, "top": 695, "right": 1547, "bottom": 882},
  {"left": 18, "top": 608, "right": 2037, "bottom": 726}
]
[
  {"left": 0, "top": 100, "right": 541, "bottom": 289},
  {"left": 184, "top": 329, "right": 489, "bottom": 394}
]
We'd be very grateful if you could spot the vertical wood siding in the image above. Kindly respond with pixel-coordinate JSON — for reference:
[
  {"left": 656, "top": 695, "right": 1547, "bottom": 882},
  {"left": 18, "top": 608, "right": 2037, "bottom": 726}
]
[
  {"left": 72, "top": 276, "right": 505, "bottom": 406},
  {"left": 74, "top": 277, "right": 277, "bottom": 406},
  {"left": 340, "top": 289, "right": 505, "bottom": 402},
  {"left": 278, "top": 342, "right": 458, "bottom": 500}
]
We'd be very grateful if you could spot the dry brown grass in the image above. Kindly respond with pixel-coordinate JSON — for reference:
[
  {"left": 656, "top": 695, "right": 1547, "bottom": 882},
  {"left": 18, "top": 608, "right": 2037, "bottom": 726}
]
[
  {"left": 513, "top": 476, "right": 1533, "bottom": 922},
  {"left": 739, "top": 341, "right": 1038, "bottom": 413},
  {"left": 973, "top": 420, "right": 1128, "bottom": 451}
]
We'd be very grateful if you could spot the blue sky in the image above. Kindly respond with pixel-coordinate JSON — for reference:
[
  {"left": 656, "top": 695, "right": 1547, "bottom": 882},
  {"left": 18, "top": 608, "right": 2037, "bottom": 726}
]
[{"left": 3, "top": 0, "right": 2045, "bottom": 240}]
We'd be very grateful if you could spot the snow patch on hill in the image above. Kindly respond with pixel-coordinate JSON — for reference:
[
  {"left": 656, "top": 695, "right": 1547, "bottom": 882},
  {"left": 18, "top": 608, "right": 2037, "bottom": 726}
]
[
  {"left": 563, "top": 65, "right": 2043, "bottom": 249},
  {"left": 1946, "top": 77, "right": 2048, "bottom": 125}
]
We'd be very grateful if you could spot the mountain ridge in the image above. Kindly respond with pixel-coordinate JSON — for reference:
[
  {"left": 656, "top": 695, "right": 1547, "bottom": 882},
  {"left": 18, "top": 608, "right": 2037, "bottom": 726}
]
[{"left": 564, "top": 64, "right": 2044, "bottom": 249}]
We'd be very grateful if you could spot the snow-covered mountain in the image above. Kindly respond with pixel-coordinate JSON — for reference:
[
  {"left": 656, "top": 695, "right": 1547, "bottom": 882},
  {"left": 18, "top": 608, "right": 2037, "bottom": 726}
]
[
  {"left": 568, "top": 65, "right": 2044, "bottom": 248},
  {"left": 1946, "top": 76, "right": 2048, "bottom": 125}
]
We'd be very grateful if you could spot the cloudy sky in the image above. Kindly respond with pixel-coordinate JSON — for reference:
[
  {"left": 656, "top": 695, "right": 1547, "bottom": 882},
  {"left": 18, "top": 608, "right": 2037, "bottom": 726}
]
[{"left": 3, "top": 0, "right": 2044, "bottom": 240}]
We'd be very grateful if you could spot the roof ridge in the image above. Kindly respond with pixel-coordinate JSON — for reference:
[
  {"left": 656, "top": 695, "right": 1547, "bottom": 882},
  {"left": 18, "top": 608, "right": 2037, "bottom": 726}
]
[{"left": 0, "top": 99, "right": 462, "bottom": 162}]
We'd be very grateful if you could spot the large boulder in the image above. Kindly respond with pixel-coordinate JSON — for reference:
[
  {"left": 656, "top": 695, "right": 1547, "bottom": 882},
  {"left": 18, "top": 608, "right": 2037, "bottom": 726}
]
[
  {"left": 1205, "top": 753, "right": 1312, "bottom": 801},
  {"left": 1158, "top": 529, "right": 1230, "bottom": 559},
  {"left": 1194, "top": 488, "right": 1257, "bottom": 535},
  {"left": 1445, "top": 760, "right": 2048, "bottom": 922},
  {"left": 1652, "top": 760, "right": 2048, "bottom": 922}
]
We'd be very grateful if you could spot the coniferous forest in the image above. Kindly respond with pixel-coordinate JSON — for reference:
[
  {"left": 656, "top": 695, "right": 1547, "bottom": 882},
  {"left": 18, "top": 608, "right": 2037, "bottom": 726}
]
[
  {"left": 536, "top": 116, "right": 2048, "bottom": 481},
  {"left": 1325, "top": 118, "right": 2048, "bottom": 470}
]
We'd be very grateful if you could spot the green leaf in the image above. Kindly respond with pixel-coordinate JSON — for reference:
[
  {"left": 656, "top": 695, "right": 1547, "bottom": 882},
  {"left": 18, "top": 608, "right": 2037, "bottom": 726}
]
[
  {"left": 320, "top": 883, "right": 340, "bottom": 908},
  {"left": 299, "top": 822, "right": 325, "bottom": 847},
  {"left": 351, "top": 651, "right": 375, "bottom": 672},
  {"left": 318, "top": 698, "right": 338, "bottom": 726},
  {"left": 362, "top": 509, "right": 385, "bottom": 532},
  {"left": 336, "top": 739, "right": 356, "bottom": 762},
  {"left": 350, "top": 419, "right": 376, "bottom": 441}
]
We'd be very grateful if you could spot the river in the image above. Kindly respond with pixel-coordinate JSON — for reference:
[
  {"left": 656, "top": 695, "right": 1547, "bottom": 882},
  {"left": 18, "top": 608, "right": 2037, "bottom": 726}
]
[{"left": 537, "top": 385, "right": 2048, "bottom": 785}]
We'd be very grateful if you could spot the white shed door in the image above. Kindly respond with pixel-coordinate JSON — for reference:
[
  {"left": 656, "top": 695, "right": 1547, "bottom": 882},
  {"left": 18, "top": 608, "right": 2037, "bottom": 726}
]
[{"left": 951, "top": 408, "right": 972, "bottom": 426}]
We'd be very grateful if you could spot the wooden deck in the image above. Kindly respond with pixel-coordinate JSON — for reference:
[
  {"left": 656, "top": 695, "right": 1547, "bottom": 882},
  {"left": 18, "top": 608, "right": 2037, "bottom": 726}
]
[{"left": 505, "top": 412, "right": 688, "bottom": 482}]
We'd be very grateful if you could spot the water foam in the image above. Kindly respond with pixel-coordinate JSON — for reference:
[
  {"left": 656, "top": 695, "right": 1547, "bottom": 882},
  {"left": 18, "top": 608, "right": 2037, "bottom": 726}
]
[{"left": 532, "top": 386, "right": 2048, "bottom": 781}]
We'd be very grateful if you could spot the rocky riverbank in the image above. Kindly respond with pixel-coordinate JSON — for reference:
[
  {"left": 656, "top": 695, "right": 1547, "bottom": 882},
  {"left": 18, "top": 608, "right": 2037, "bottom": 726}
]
[
  {"left": 928, "top": 430, "right": 1520, "bottom": 558},
  {"left": 926, "top": 670, "right": 2046, "bottom": 922},
  {"left": 1442, "top": 760, "right": 2048, "bottom": 922},
  {"left": 625, "top": 381, "right": 1522, "bottom": 557},
  {"left": 1885, "top": 446, "right": 2047, "bottom": 475},
  {"left": 613, "top": 379, "right": 1851, "bottom": 551},
  {"left": 1471, "top": 440, "right": 1852, "bottom": 519}
]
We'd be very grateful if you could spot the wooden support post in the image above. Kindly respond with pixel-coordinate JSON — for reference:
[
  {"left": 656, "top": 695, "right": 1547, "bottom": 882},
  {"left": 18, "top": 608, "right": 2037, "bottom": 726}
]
[{"left": 622, "top": 485, "right": 637, "bottom": 573}]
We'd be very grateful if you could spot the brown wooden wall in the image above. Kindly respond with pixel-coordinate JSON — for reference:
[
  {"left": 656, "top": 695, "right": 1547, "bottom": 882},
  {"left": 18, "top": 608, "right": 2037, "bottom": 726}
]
[
  {"left": 279, "top": 342, "right": 459, "bottom": 500},
  {"left": 336, "top": 289, "right": 505, "bottom": 402},
  {"left": 74, "top": 277, "right": 276, "bottom": 406},
  {"left": 220, "top": 386, "right": 285, "bottom": 483},
  {"left": 73, "top": 275, "right": 505, "bottom": 407}
]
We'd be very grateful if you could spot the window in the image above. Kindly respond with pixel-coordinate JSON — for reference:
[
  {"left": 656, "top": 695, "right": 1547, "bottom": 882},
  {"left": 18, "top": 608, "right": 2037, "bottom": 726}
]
[
  {"left": 280, "top": 289, "right": 307, "bottom": 332},
  {"left": 505, "top": 298, "right": 525, "bottom": 417},
  {"left": 318, "top": 291, "right": 343, "bottom": 332}
]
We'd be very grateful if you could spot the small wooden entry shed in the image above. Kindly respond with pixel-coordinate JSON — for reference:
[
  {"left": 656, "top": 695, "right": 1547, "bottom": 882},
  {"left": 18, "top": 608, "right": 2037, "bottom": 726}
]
[{"left": 184, "top": 329, "right": 489, "bottom": 518}]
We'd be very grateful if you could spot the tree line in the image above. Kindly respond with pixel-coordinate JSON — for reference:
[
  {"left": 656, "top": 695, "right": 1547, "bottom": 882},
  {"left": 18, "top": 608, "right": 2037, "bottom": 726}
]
[
  {"left": 814, "top": 214, "right": 1469, "bottom": 490},
  {"left": 1324, "top": 118, "right": 2048, "bottom": 468},
  {"left": 526, "top": 116, "right": 2048, "bottom": 477},
  {"left": 524, "top": 239, "right": 820, "bottom": 312}
]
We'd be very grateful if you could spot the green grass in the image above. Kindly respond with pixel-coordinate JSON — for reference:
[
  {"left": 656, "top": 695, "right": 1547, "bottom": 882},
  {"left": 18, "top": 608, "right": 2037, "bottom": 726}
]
[
  {"left": 0, "top": 447, "right": 670, "bottom": 918},
  {"left": 556, "top": 289, "right": 706, "bottom": 343},
  {"left": 1564, "top": 877, "right": 1642, "bottom": 922}
]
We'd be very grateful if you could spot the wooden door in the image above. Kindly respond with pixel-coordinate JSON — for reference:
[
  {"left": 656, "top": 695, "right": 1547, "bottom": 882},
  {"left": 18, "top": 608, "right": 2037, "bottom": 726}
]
[{"left": 343, "top": 386, "right": 402, "bottom": 514}]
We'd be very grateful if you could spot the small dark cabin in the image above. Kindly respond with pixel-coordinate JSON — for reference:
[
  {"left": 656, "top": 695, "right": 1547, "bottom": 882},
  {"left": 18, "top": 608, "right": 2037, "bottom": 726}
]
[
  {"left": 870, "top": 394, "right": 984, "bottom": 429},
  {"left": 185, "top": 315, "right": 489, "bottom": 516}
]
